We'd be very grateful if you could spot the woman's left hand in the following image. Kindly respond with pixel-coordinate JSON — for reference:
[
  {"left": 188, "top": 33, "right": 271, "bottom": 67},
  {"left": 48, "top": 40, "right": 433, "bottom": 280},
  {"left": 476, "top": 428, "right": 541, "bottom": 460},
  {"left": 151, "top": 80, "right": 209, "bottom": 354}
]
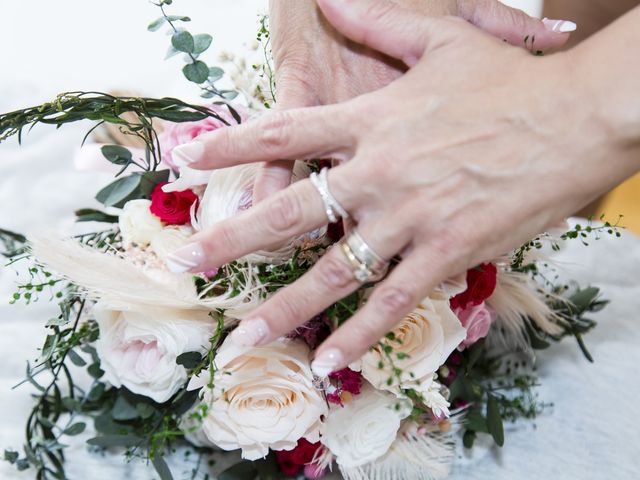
[{"left": 167, "top": 0, "right": 639, "bottom": 375}]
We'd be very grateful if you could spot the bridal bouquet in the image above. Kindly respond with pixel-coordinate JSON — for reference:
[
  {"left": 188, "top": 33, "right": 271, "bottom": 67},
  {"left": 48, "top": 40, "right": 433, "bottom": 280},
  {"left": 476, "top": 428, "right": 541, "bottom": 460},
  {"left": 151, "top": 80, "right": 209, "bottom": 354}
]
[{"left": 0, "top": 3, "right": 621, "bottom": 480}]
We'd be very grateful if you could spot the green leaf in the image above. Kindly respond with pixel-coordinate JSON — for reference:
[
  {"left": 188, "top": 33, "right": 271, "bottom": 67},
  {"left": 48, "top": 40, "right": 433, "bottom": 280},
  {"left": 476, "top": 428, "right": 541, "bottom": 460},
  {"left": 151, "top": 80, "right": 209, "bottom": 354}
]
[
  {"left": 193, "top": 34, "right": 212, "bottom": 54},
  {"left": 64, "top": 422, "right": 86, "bottom": 436},
  {"left": 221, "top": 90, "right": 239, "bottom": 100},
  {"left": 101, "top": 145, "right": 132, "bottom": 165},
  {"left": 75, "top": 208, "right": 119, "bottom": 224},
  {"left": 465, "top": 408, "right": 489, "bottom": 433},
  {"left": 95, "top": 174, "right": 141, "bottom": 208},
  {"left": 487, "top": 394, "right": 505, "bottom": 447},
  {"left": 67, "top": 349, "right": 87, "bottom": 367},
  {"left": 171, "top": 30, "right": 194, "bottom": 53},
  {"left": 95, "top": 170, "right": 170, "bottom": 208},
  {"left": 176, "top": 351, "right": 202, "bottom": 369},
  {"left": 4, "top": 449, "right": 19, "bottom": 464},
  {"left": 165, "top": 45, "right": 181, "bottom": 60},
  {"left": 208, "top": 66, "right": 224, "bottom": 82},
  {"left": 219, "top": 461, "right": 258, "bottom": 480},
  {"left": 146, "top": 109, "right": 207, "bottom": 123},
  {"left": 46, "top": 316, "right": 69, "bottom": 327},
  {"left": 87, "top": 434, "right": 143, "bottom": 448},
  {"left": 152, "top": 455, "right": 174, "bottom": 480},
  {"left": 87, "top": 362, "right": 105, "bottom": 379},
  {"left": 136, "top": 403, "right": 156, "bottom": 419},
  {"left": 463, "top": 429, "right": 477, "bottom": 449},
  {"left": 148, "top": 17, "right": 166, "bottom": 32},
  {"left": 111, "top": 396, "right": 139, "bottom": 421},
  {"left": 183, "top": 61, "right": 209, "bottom": 84},
  {"left": 568, "top": 287, "right": 600, "bottom": 315},
  {"left": 148, "top": 15, "right": 190, "bottom": 32},
  {"left": 88, "top": 383, "right": 106, "bottom": 401}
]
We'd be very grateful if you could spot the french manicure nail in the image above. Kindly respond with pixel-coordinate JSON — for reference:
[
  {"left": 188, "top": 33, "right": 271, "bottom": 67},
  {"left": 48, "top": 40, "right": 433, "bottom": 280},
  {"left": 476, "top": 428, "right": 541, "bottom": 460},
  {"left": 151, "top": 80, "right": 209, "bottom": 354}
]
[
  {"left": 542, "top": 18, "right": 577, "bottom": 33},
  {"left": 311, "top": 348, "right": 344, "bottom": 377},
  {"left": 172, "top": 141, "right": 205, "bottom": 168},
  {"left": 231, "top": 317, "right": 270, "bottom": 347},
  {"left": 165, "top": 242, "right": 205, "bottom": 273}
]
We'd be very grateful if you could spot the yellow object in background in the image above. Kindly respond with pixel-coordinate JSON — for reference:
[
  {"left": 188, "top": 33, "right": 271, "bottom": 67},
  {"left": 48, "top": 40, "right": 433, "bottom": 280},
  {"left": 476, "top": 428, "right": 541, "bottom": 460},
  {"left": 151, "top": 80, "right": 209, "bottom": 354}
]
[{"left": 597, "top": 174, "right": 640, "bottom": 235}]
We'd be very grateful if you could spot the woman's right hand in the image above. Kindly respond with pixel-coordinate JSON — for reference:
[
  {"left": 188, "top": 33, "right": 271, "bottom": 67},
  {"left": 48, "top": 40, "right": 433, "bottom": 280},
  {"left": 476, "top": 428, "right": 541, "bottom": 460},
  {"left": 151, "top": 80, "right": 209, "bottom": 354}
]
[{"left": 253, "top": 0, "right": 575, "bottom": 201}]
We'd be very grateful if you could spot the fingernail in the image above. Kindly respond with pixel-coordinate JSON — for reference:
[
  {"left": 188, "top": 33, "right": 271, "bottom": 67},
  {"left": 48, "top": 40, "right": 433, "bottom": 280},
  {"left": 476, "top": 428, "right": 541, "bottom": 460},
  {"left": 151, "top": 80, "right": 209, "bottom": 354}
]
[
  {"left": 166, "top": 242, "right": 205, "bottom": 273},
  {"left": 172, "top": 141, "right": 205, "bottom": 168},
  {"left": 311, "top": 348, "right": 344, "bottom": 377},
  {"left": 542, "top": 18, "right": 577, "bottom": 33},
  {"left": 231, "top": 317, "right": 270, "bottom": 347}
]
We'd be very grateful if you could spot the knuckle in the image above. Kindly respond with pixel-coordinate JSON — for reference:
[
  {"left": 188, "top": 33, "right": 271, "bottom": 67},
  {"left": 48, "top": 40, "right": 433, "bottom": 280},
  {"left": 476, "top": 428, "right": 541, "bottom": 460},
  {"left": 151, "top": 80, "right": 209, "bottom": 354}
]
[
  {"left": 257, "top": 113, "right": 291, "bottom": 151},
  {"left": 275, "top": 294, "right": 304, "bottom": 324},
  {"left": 374, "top": 285, "right": 416, "bottom": 315},
  {"left": 350, "top": 317, "right": 388, "bottom": 350},
  {"left": 317, "top": 255, "right": 356, "bottom": 291},
  {"left": 266, "top": 192, "right": 302, "bottom": 232},
  {"left": 215, "top": 223, "right": 240, "bottom": 252}
]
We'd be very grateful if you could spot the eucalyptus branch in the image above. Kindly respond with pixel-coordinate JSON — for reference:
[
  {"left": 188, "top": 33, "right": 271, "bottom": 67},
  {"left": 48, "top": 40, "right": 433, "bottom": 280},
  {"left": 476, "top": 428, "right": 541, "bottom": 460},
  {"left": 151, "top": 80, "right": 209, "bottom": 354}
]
[{"left": 0, "top": 92, "right": 229, "bottom": 173}]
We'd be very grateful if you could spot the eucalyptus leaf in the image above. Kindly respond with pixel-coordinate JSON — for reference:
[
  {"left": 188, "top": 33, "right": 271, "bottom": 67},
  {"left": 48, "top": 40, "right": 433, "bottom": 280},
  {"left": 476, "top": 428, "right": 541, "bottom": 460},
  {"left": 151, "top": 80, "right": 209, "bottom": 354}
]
[
  {"left": 176, "top": 351, "right": 202, "bottom": 369},
  {"left": 219, "top": 461, "right": 258, "bottom": 480},
  {"left": 183, "top": 61, "right": 209, "bottom": 84},
  {"left": 87, "top": 362, "right": 105, "bottom": 379},
  {"left": 148, "top": 17, "right": 167, "bottom": 32},
  {"left": 152, "top": 455, "right": 174, "bottom": 480},
  {"left": 101, "top": 145, "right": 132, "bottom": 165},
  {"left": 193, "top": 34, "right": 213, "bottom": 54},
  {"left": 487, "top": 394, "right": 505, "bottom": 447},
  {"left": 64, "top": 422, "right": 86, "bottom": 436},
  {"left": 87, "top": 434, "right": 143, "bottom": 448},
  {"left": 95, "top": 175, "right": 141, "bottom": 208},
  {"left": 165, "top": 45, "right": 181, "bottom": 60},
  {"left": 75, "top": 208, "right": 119, "bottom": 224},
  {"left": 67, "top": 349, "right": 87, "bottom": 367},
  {"left": 171, "top": 30, "right": 194, "bottom": 54},
  {"left": 208, "top": 66, "right": 224, "bottom": 82},
  {"left": 111, "top": 396, "right": 139, "bottom": 421}
]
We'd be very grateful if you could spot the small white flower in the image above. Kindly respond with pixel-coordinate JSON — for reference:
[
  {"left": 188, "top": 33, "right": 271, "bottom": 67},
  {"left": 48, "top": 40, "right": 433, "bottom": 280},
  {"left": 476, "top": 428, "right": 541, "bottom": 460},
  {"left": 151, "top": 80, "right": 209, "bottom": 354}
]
[
  {"left": 321, "top": 383, "right": 411, "bottom": 468},
  {"left": 118, "top": 200, "right": 163, "bottom": 247}
]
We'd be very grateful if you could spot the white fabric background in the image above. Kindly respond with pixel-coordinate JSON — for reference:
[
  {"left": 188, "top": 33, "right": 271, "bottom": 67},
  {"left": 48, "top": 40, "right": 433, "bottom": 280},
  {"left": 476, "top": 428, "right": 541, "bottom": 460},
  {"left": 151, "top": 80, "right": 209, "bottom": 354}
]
[{"left": 1, "top": 1, "right": 637, "bottom": 479}]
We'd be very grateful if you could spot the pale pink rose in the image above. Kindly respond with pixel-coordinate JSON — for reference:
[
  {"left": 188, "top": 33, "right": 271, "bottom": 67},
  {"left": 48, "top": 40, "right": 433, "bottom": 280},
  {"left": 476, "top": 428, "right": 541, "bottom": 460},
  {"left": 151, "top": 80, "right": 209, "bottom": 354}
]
[
  {"left": 455, "top": 302, "right": 495, "bottom": 349},
  {"left": 158, "top": 104, "right": 247, "bottom": 170}
]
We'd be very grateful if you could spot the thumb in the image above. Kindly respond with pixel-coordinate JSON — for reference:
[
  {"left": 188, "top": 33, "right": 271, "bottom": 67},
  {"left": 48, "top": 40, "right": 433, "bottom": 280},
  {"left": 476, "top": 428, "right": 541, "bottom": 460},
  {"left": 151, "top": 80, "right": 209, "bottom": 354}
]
[
  {"left": 316, "top": 0, "right": 442, "bottom": 67},
  {"left": 458, "top": 0, "right": 575, "bottom": 52}
]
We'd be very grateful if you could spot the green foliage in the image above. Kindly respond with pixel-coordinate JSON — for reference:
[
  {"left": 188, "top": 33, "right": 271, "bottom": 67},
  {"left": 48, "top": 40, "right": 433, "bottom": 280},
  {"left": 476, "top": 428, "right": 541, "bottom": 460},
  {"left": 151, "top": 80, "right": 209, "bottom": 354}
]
[
  {"left": 95, "top": 169, "right": 170, "bottom": 208},
  {"left": 0, "top": 228, "right": 27, "bottom": 258},
  {"left": 253, "top": 14, "right": 276, "bottom": 108},
  {"left": 149, "top": 1, "right": 240, "bottom": 103},
  {"left": 0, "top": 92, "right": 231, "bottom": 178}
]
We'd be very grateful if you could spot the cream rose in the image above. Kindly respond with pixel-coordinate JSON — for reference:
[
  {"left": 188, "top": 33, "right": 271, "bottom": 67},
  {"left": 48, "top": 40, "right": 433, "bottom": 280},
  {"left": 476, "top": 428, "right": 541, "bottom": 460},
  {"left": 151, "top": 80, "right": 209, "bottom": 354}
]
[
  {"left": 119, "top": 199, "right": 163, "bottom": 247},
  {"left": 321, "top": 383, "right": 411, "bottom": 468},
  {"left": 355, "top": 295, "right": 466, "bottom": 412},
  {"left": 94, "top": 302, "right": 213, "bottom": 403},
  {"left": 187, "top": 338, "right": 327, "bottom": 460}
]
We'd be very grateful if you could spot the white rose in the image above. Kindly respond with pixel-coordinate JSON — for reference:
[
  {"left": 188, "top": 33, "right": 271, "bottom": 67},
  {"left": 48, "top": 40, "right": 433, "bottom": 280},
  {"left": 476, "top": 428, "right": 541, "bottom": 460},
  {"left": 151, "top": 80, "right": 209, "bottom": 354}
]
[
  {"left": 119, "top": 199, "right": 163, "bottom": 246},
  {"left": 150, "top": 225, "right": 194, "bottom": 261},
  {"left": 94, "top": 302, "right": 213, "bottom": 403},
  {"left": 355, "top": 295, "right": 466, "bottom": 414},
  {"left": 321, "top": 383, "right": 411, "bottom": 468},
  {"left": 188, "top": 338, "right": 327, "bottom": 460}
]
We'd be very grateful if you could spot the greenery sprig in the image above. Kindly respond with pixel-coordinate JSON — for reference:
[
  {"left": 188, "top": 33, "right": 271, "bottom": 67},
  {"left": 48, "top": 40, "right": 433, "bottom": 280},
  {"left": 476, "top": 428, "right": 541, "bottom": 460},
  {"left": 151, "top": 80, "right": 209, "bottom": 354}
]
[{"left": 149, "top": 0, "right": 238, "bottom": 101}]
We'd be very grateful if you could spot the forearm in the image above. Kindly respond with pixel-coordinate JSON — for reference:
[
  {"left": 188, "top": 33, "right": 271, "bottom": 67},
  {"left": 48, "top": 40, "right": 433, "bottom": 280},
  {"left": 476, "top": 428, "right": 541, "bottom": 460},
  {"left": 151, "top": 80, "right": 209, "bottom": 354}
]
[{"left": 569, "top": 6, "right": 640, "bottom": 182}]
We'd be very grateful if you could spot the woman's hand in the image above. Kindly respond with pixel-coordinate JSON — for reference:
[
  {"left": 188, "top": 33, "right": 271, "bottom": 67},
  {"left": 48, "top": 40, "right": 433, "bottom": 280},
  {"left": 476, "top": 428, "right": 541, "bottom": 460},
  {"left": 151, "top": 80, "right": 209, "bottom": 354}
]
[
  {"left": 254, "top": 0, "right": 574, "bottom": 201},
  {"left": 168, "top": 0, "right": 640, "bottom": 375}
]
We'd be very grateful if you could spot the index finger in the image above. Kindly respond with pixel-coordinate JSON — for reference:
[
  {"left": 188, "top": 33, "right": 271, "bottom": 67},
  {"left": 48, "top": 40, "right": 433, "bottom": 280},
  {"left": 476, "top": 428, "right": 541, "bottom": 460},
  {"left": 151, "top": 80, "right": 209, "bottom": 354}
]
[{"left": 171, "top": 104, "right": 358, "bottom": 170}]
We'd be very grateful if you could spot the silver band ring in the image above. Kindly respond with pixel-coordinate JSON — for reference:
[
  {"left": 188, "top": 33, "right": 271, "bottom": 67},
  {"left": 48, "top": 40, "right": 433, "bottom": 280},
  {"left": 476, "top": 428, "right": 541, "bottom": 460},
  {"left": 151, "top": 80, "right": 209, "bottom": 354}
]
[
  {"left": 309, "top": 167, "right": 350, "bottom": 224},
  {"left": 340, "top": 230, "right": 389, "bottom": 283}
]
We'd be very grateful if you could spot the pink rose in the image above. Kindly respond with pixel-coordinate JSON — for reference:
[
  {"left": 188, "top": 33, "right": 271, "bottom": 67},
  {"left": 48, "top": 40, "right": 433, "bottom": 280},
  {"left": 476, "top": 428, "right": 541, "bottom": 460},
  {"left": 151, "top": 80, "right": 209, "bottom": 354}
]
[
  {"left": 455, "top": 302, "right": 495, "bottom": 349},
  {"left": 158, "top": 104, "right": 246, "bottom": 170}
]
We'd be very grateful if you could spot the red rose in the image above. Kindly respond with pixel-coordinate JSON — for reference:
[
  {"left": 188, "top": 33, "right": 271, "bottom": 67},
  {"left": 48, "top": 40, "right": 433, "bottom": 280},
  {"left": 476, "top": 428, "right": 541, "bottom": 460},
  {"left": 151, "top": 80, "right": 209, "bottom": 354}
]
[
  {"left": 275, "top": 439, "right": 322, "bottom": 476},
  {"left": 450, "top": 263, "right": 497, "bottom": 310},
  {"left": 149, "top": 182, "right": 198, "bottom": 225}
]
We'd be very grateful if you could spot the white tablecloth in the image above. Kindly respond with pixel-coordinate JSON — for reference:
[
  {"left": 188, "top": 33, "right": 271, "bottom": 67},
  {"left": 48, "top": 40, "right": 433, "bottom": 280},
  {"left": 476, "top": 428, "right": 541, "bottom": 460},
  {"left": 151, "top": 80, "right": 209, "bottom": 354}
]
[{"left": 1, "top": 1, "right": 637, "bottom": 479}]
